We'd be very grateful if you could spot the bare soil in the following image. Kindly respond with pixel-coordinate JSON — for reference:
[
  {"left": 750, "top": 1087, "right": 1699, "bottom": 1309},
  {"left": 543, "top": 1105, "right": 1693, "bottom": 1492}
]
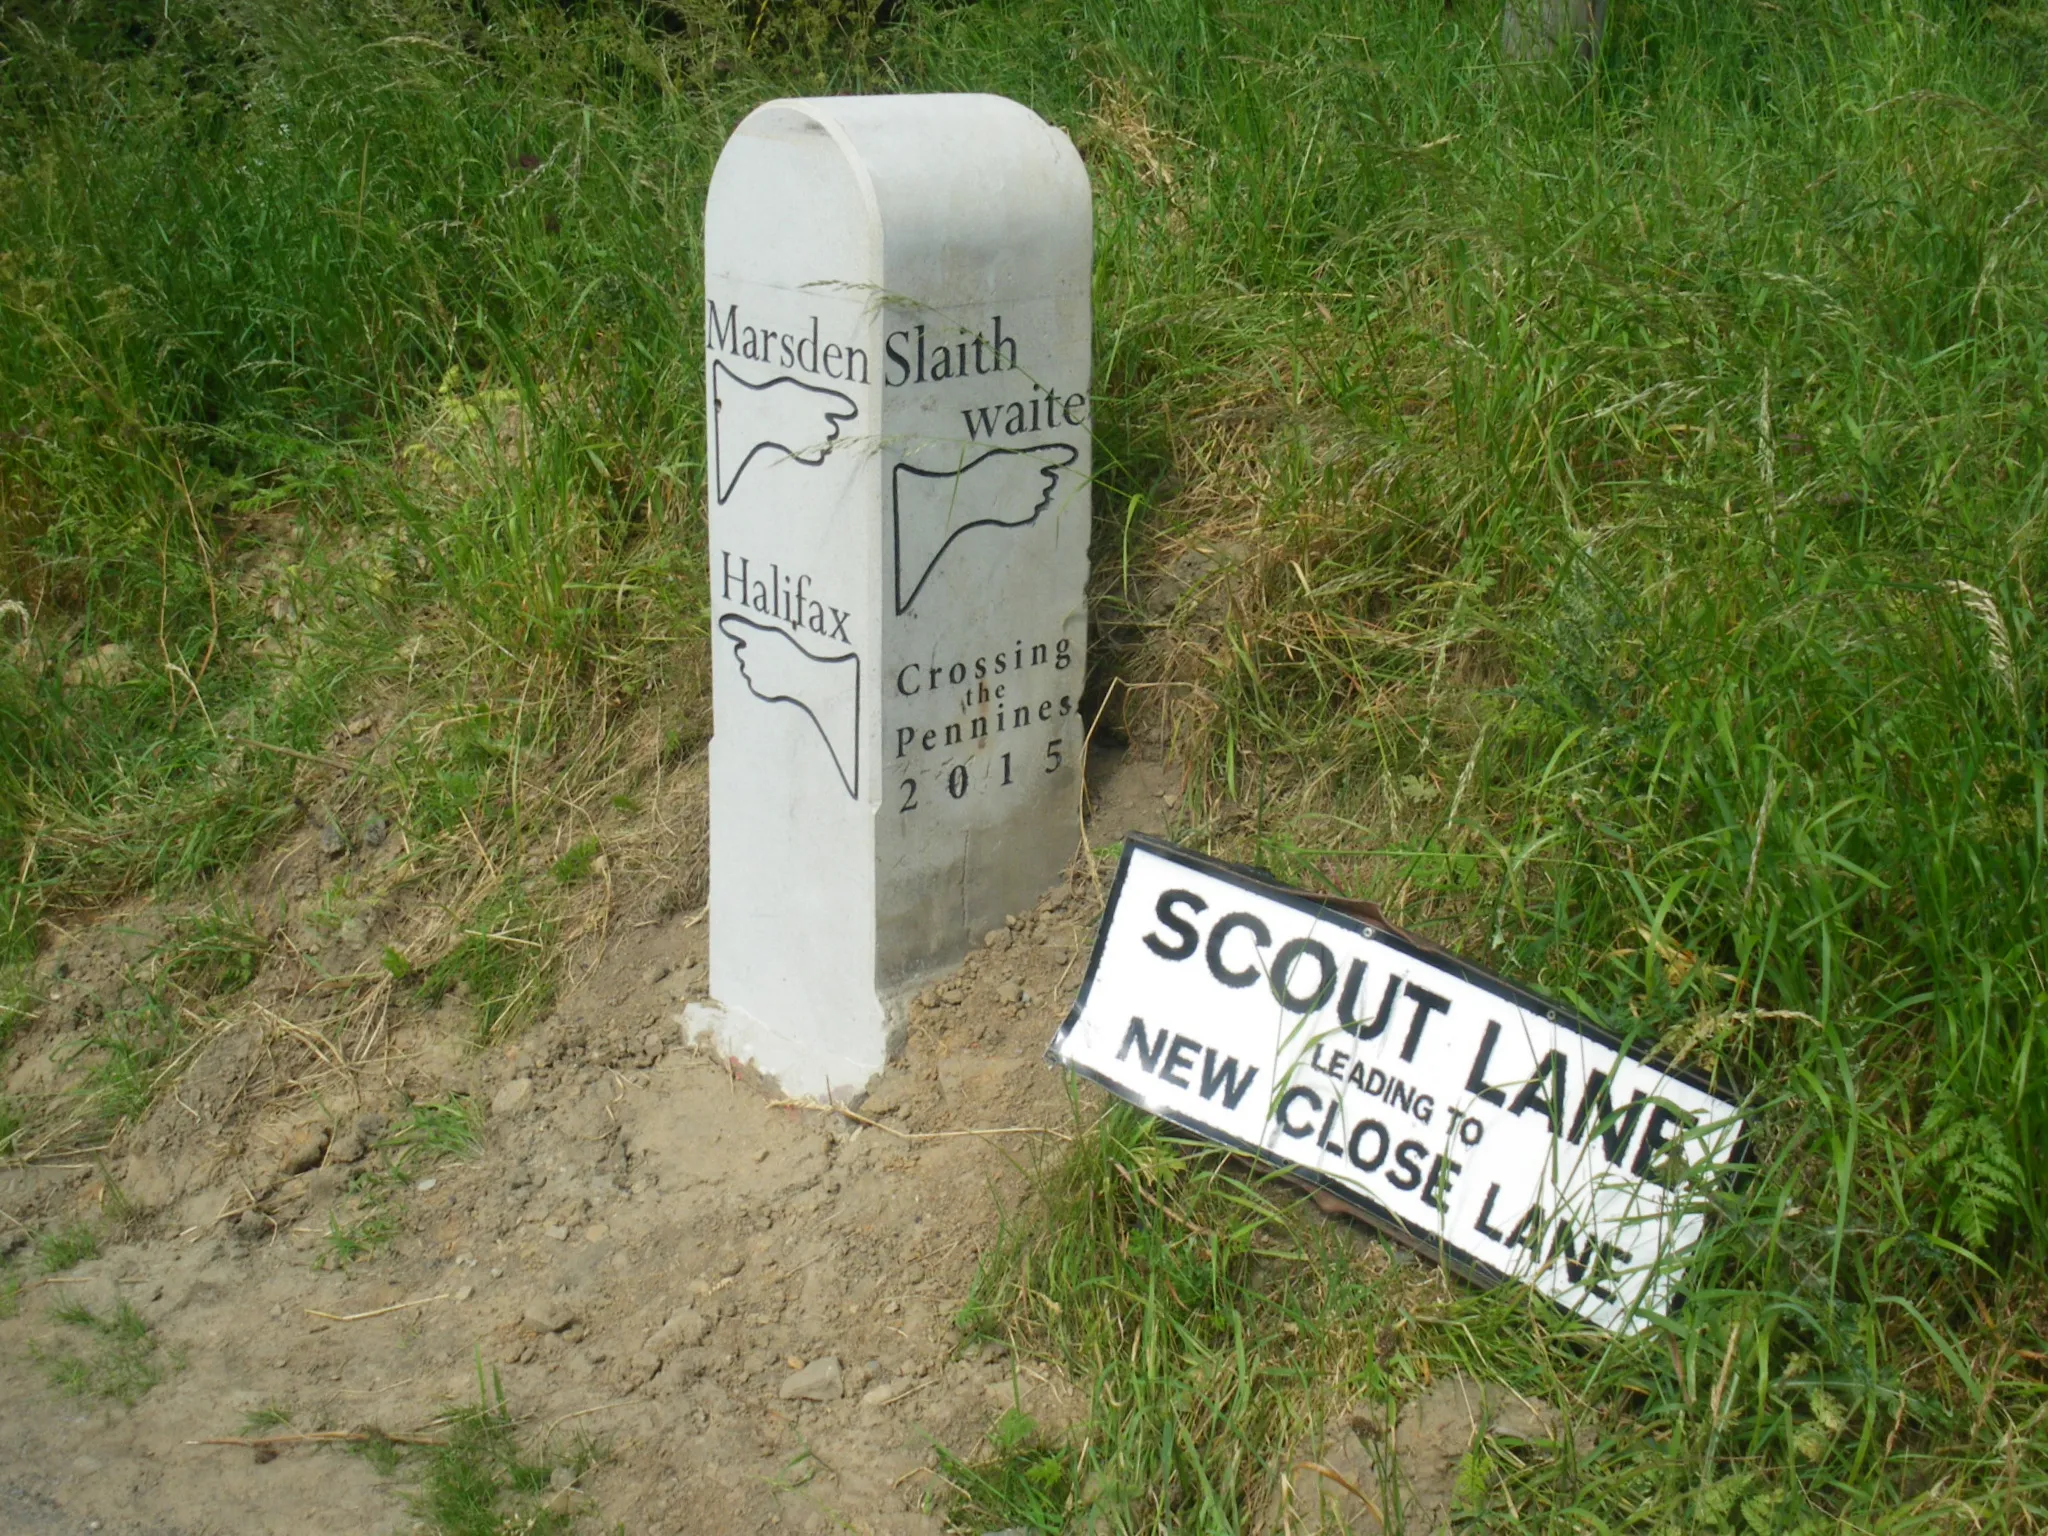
[{"left": 0, "top": 744, "right": 1190, "bottom": 1534}]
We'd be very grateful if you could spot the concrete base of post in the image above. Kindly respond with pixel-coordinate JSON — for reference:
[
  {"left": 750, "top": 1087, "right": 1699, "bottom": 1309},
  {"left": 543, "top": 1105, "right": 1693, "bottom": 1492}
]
[
  {"left": 680, "top": 996, "right": 911, "bottom": 1106},
  {"left": 1501, "top": 0, "right": 1607, "bottom": 61}
]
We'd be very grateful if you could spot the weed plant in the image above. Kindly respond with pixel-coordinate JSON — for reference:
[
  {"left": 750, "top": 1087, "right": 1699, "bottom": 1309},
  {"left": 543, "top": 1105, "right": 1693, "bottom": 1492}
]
[
  {"left": 322, "top": 1205, "right": 401, "bottom": 1268},
  {"left": 35, "top": 1221, "right": 99, "bottom": 1273},
  {"left": 240, "top": 1403, "right": 296, "bottom": 1436},
  {"left": 2, "top": 0, "right": 2046, "bottom": 1529},
  {"left": 350, "top": 1362, "right": 597, "bottom": 1536},
  {"left": 156, "top": 902, "right": 272, "bottom": 998},
  {"left": 419, "top": 885, "right": 558, "bottom": 1044},
  {"left": 938, "top": 1409, "right": 1079, "bottom": 1536},
  {"left": 0, "top": 969, "right": 35, "bottom": 1054},
  {"left": 0, "top": 973, "right": 27, "bottom": 1155},
  {"left": 409, "top": 1400, "right": 584, "bottom": 1536},
  {"left": 319, "top": 1095, "right": 484, "bottom": 1266},
  {"left": 41, "top": 1299, "right": 168, "bottom": 1405},
  {"left": 382, "top": 1095, "right": 487, "bottom": 1166},
  {"left": 40, "top": 942, "right": 227, "bottom": 1135},
  {"left": 549, "top": 838, "right": 604, "bottom": 887},
  {"left": 66, "top": 987, "right": 192, "bottom": 1125}
]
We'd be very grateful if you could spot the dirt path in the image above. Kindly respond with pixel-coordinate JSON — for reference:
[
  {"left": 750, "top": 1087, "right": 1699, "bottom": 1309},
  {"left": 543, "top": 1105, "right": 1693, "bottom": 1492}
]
[{"left": 0, "top": 747, "right": 1182, "bottom": 1534}]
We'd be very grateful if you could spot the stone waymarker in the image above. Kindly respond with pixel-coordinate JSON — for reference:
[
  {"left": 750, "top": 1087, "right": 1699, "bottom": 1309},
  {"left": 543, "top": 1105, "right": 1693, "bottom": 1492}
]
[{"left": 686, "top": 95, "right": 1092, "bottom": 1101}]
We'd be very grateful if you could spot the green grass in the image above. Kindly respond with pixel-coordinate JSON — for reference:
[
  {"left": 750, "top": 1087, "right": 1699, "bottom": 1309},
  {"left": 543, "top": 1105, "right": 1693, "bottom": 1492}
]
[
  {"left": 318, "top": 1094, "right": 483, "bottom": 1267},
  {"left": 353, "top": 1363, "right": 598, "bottom": 1535},
  {"left": 930, "top": 0, "right": 2048, "bottom": 1526},
  {"left": 321, "top": 1205, "right": 401, "bottom": 1268},
  {"left": 960, "top": 1108, "right": 1416, "bottom": 1533},
  {"left": 41, "top": 1299, "right": 169, "bottom": 1405},
  {"left": 382, "top": 1095, "right": 487, "bottom": 1165},
  {"left": 2, "top": 0, "right": 2046, "bottom": 1529},
  {"left": 36, "top": 1221, "right": 99, "bottom": 1273},
  {"left": 155, "top": 901, "right": 272, "bottom": 998},
  {"left": 0, "top": 968, "right": 35, "bottom": 1055},
  {"left": 241, "top": 1403, "right": 296, "bottom": 1435},
  {"left": 0, "top": 0, "right": 719, "bottom": 964},
  {"left": 936, "top": 1408, "right": 1080, "bottom": 1534},
  {"left": 549, "top": 838, "right": 603, "bottom": 887},
  {"left": 418, "top": 882, "right": 559, "bottom": 1045},
  {"left": 69, "top": 988, "right": 192, "bottom": 1126},
  {"left": 0, "top": 968, "right": 28, "bottom": 1156}
]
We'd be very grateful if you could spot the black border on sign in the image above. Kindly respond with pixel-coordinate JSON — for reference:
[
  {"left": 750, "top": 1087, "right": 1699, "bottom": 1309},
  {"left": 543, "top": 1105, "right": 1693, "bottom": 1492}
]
[{"left": 1044, "top": 832, "right": 1750, "bottom": 1325}]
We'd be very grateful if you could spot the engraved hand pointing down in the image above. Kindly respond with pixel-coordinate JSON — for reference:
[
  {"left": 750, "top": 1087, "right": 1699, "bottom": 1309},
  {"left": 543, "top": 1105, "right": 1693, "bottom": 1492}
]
[
  {"left": 717, "top": 613, "right": 861, "bottom": 799},
  {"left": 891, "top": 441, "right": 1081, "bottom": 614},
  {"left": 712, "top": 361, "right": 859, "bottom": 503}
]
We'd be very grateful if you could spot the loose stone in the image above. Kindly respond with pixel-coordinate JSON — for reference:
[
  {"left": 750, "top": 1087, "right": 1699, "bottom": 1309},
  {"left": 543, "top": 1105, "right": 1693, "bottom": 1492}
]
[
  {"left": 778, "top": 1356, "right": 843, "bottom": 1402},
  {"left": 279, "top": 1124, "right": 330, "bottom": 1176},
  {"left": 648, "top": 1308, "right": 710, "bottom": 1354},
  {"left": 492, "top": 1078, "right": 534, "bottom": 1116}
]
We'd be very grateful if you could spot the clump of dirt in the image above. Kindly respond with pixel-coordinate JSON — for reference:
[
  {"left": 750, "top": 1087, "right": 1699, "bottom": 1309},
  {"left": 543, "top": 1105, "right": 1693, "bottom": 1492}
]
[
  {"left": 0, "top": 747, "right": 1182, "bottom": 1533},
  {"left": 1272, "top": 1375, "right": 1599, "bottom": 1535}
]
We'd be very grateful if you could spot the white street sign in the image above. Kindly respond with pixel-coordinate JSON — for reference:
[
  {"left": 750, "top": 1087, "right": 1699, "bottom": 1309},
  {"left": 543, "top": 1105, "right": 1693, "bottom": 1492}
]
[{"left": 1049, "top": 837, "right": 1747, "bottom": 1333}]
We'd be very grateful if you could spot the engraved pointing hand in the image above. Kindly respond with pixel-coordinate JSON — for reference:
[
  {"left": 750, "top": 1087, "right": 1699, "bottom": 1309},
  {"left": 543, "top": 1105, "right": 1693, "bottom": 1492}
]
[
  {"left": 712, "top": 362, "right": 859, "bottom": 502},
  {"left": 717, "top": 612, "right": 861, "bottom": 798},
  {"left": 891, "top": 441, "right": 1081, "bottom": 614}
]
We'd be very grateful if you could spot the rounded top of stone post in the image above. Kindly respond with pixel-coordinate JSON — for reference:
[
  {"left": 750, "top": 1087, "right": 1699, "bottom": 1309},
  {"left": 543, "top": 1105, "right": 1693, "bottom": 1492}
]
[{"left": 706, "top": 93, "right": 1090, "bottom": 304}]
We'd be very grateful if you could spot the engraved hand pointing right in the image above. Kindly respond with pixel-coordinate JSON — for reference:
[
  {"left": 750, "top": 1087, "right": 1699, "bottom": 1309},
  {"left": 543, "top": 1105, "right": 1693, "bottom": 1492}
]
[
  {"left": 891, "top": 441, "right": 1081, "bottom": 614},
  {"left": 712, "top": 361, "right": 859, "bottom": 503}
]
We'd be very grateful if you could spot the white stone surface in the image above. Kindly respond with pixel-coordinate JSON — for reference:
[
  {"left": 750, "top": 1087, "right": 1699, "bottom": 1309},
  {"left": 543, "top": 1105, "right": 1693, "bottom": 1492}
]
[{"left": 694, "top": 94, "right": 1092, "bottom": 1100}]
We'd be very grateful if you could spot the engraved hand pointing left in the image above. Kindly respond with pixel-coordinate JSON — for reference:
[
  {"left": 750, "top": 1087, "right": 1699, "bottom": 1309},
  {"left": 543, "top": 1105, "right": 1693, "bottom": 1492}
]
[{"left": 718, "top": 613, "right": 861, "bottom": 798}]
